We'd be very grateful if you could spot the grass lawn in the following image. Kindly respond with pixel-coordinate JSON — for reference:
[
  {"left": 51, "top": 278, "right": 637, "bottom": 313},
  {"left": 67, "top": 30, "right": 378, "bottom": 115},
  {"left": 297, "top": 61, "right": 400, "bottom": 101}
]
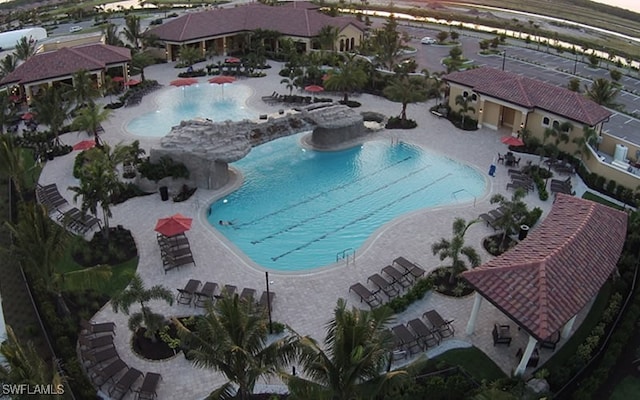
[
  {"left": 610, "top": 375, "right": 640, "bottom": 400},
  {"left": 434, "top": 347, "right": 507, "bottom": 382},
  {"left": 582, "top": 192, "right": 625, "bottom": 210}
]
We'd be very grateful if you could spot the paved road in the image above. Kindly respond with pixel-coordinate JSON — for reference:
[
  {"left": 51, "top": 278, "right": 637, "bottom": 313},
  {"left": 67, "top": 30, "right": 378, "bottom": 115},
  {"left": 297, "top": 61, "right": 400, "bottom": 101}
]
[{"left": 399, "top": 23, "right": 640, "bottom": 145}]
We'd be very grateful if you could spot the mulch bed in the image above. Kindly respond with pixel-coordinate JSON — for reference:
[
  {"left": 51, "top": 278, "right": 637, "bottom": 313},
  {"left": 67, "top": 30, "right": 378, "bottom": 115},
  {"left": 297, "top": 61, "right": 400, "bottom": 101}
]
[
  {"left": 429, "top": 266, "right": 474, "bottom": 297},
  {"left": 132, "top": 326, "right": 179, "bottom": 361}
]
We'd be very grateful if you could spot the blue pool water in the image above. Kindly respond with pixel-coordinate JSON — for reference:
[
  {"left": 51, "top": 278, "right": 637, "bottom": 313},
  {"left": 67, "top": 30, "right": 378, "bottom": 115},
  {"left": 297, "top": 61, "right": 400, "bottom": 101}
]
[
  {"left": 126, "top": 83, "right": 256, "bottom": 137},
  {"left": 208, "top": 134, "right": 486, "bottom": 271}
]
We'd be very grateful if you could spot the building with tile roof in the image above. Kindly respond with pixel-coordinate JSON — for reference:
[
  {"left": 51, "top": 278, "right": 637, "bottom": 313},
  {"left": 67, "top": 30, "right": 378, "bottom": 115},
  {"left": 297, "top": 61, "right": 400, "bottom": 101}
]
[
  {"left": 147, "top": 2, "right": 365, "bottom": 61},
  {"left": 462, "top": 194, "right": 627, "bottom": 375},
  {"left": 0, "top": 43, "right": 131, "bottom": 104}
]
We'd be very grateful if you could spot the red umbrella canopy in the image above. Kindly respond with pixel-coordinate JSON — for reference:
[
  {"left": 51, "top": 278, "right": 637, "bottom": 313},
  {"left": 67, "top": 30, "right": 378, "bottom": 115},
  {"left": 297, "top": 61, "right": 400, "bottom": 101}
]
[
  {"left": 111, "top": 76, "right": 125, "bottom": 82},
  {"left": 72, "top": 139, "right": 96, "bottom": 151},
  {"left": 225, "top": 57, "right": 241, "bottom": 63},
  {"left": 170, "top": 78, "right": 198, "bottom": 87},
  {"left": 208, "top": 76, "right": 236, "bottom": 85},
  {"left": 501, "top": 136, "right": 525, "bottom": 147},
  {"left": 304, "top": 85, "right": 324, "bottom": 93},
  {"left": 21, "top": 112, "right": 35, "bottom": 120},
  {"left": 155, "top": 213, "right": 193, "bottom": 237},
  {"left": 125, "top": 79, "right": 141, "bottom": 87}
]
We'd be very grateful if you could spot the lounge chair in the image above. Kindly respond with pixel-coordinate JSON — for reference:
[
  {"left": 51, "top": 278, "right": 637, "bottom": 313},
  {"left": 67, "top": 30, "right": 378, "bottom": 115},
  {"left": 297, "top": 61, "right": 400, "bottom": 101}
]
[
  {"left": 137, "top": 372, "right": 162, "bottom": 400},
  {"left": 381, "top": 265, "right": 412, "bottom": 288},
  {"left": 162, "top": 252, "right": 196, "bottom": 273},
  {"left": 177, "top": 279, "right": 201, "bottom": 306},
  {"left": 492, "top": 324, "right": 512, "bottom": 346},
  {"left": 109, "top": 367, "right": 143, "bottom": 400},
  {"left": 349, "top": 283, "right": 381, "bottom": 308},
  {"left": 407, "top": 318, "right": 440, "bottom": 349},
  {"left": 91, "top": 358, "right": 127, "bottom": 388},
  {"left": 506, "top": 182, "right": 529, "bottom": 193},
  {"left": 240, "top": 288, "right": 257, "bottom": 302},
  {"left": 194, "top": 282, "right": 218, "bottom": 308},
  {"left": 391, "top": 324, "right": 421, "bottom": 355},
  {"left": 79, "top": 334, "right": 114, "bottom": 351},
  {"left": 81, "top": 320, "right": 116, "bottom": 336},
  {"left": 86, "top": 347, "right": 119, "bottom": 367},
  {"left": 220, "top": 285, "right": 237, "bottom": 298},
  {"left": 423, "top": 310, "right": 455, "bottom": 339},
  {"left": 259, "top": 291, "right": 275, "bottom": 312},
  {"left": 478, "top": 213, "right": 499, "bottom": 230},
  {"left": 393, "top": 257, "right": 425, "bottom": 280},
  {"left": 367, "top": 273, "right": 399, "bottom": 298}
]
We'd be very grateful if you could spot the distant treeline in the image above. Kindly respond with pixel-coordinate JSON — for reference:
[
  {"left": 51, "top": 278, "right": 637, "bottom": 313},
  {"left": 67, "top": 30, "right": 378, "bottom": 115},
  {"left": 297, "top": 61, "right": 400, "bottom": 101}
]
[
  {"left": 565, "top": 0, "right": 640, "bottom": 23},
  {"left": 0, "top": 0, "right": 65, "bottom": 11}
]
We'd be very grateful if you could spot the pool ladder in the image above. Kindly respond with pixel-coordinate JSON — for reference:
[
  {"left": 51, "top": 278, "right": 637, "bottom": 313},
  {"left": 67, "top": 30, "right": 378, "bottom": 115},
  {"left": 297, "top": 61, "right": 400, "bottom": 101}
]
[{"left": 336, "top": 248, "right": 355, "bottom": 265}]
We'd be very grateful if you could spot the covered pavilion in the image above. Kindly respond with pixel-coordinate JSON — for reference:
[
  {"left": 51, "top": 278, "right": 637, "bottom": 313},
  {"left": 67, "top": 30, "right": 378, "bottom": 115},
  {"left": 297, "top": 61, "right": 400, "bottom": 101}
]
[{"left": 462, "top": 194, "right": 627, "bottom": 375}]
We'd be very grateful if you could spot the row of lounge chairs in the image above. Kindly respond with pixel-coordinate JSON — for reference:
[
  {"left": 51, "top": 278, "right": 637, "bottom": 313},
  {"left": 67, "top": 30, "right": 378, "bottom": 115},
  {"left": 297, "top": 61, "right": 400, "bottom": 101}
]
[
  {"left": 36, "top": 183, "right": 69, "bottom": 213},
  {"left": 176, "top": 279, "right": 275, "bottom": 312},
  {"left": 158, "top": 233, "right": 196, "bottom": 273},
  {"left": 391, "top": 309, "right": 455, "bottom": 358},
  {"left": 37, "top": 183, "right": 101, "bottom": 234},
  {"left": 478, "top": 206, "right": 507, "bottom": 231},
  {"left": 125, "top": 83, "right": 160, "bottom": 107},
  {"left": 349, "top": 257, "right": 425, "bottom": 308},
  {"left": 506, "top": 168, "right": 534, "bottom": 193},
  {"left": 80, "top": 321, "right": 161, "bottom": 399},
  {"left": 550, "top": 176, "right": 574, "bottom": 196}
]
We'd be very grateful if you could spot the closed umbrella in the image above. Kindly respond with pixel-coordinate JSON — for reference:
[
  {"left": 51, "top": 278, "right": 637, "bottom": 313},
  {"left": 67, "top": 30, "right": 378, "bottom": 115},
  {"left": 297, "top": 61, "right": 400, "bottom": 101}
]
[{"left": 155, "top": 213, "right": 193, "bottom": 237}]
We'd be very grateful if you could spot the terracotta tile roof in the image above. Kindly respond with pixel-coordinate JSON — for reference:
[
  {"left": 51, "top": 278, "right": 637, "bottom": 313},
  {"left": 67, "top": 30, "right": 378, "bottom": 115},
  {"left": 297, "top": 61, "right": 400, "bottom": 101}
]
[
  {"left": 462, "top": 194, "right": 627, "bottom": 341},
  {"left": 147, "top": 2, "right": 363, "bottom": 43},
  {"left": 1, "top": 44, "right": 131, "bottom": 86},
  {"left": 443, "top": 67, "right": 612, "bottom": 126}
]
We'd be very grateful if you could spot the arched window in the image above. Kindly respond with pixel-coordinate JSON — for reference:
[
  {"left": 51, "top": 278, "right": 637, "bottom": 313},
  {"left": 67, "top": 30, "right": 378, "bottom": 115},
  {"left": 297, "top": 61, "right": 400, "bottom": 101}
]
[
  {"left": 471, "top": 94, "right": 477, "bottom": 101},
  {"left": 462, "top": 91, "right": 469, "bottom": 98},
  {"left": 542, "top": 117, "right": 550, "bottom": 126},
  {"left": 552, "top": 120, "right": 560, "bottom": 129},
  {"left": 340, "top": 39, "right": 345, "bottom": 52},
  {"left": 350, "top": 37, "right": 355, "bottom": 50}
]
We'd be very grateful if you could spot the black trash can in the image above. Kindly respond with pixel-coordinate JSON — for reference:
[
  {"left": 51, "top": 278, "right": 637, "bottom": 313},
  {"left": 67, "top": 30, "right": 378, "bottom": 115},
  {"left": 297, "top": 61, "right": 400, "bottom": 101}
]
[
  {"left": 159, "top": 186, "right": 169, "bottom": 201},
  {"left": 519, "top": 225, "right": 530, "bottom": 240}
]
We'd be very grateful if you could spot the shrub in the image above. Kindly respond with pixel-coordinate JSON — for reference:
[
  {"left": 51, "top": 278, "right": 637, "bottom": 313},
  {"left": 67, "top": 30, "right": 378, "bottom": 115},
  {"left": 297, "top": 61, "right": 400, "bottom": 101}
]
[
  {"left": 605, "top": 179, "right": 617, "bottom": 195},
  {"left": 522, "top": 207, "right": 543, "bottom": 228},
  {"left": 177, "top": 69, "right": 207, "bottom": 78},
  {"left": 138, "top": 156, "right": 189, "bottom": 182},
  {"left": 385, "top": 116, "right": 417, "bottom": 129}
]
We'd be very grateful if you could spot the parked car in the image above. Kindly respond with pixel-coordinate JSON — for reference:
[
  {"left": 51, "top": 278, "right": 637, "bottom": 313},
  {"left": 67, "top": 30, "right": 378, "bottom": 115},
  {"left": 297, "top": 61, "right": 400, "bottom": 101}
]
[
  {"left": 69, "top": 26, "right": 83, "bottom": 33},
  {"left": 420, "top": 37, "right": 436, "bottom": 45}
]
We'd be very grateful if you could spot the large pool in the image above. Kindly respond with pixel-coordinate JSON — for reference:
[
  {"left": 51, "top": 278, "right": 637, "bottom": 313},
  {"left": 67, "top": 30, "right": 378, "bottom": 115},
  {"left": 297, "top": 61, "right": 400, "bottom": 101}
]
[
  {"left": 208, "top": 133, "right": 486, "bottom": 272},
  {"left": 126, "top": 83, "right": 256, "bottom": 137}
]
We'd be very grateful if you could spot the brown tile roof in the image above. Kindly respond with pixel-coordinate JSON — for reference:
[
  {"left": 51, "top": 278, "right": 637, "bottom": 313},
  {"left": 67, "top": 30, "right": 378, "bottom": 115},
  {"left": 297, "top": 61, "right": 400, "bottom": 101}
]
[
  {"left": 443, "top": 67, "right": 612, "bottom": 126},
  {"left": 147, "top": 2, "right": 363, "bottom": 43},
  {"left": 462, "top": 194, "right": 627, "bottom": 341},
  {"left": 1, "top": 44, "right": 131, "bottom": 86}
]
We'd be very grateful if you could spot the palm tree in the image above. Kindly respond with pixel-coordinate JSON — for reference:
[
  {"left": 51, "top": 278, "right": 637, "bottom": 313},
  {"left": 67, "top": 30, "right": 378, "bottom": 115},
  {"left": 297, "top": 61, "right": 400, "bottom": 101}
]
[
  {"left": 72, "top": 69, "right": 100, "bottom": 108},
  {"left": 542, "top": 121, "right": 572, "bottom": 166},
  {"left": 111, "top": 274, "right": 174, "bottom": 342},
  {"left": 585, "top": 78, "right": 619, "bottom": 107},
  {"left": 431, "top": 218, "right": 481, "bottom": 285},
  {"left": 455, "top": 94, "right": 475, "bottom": 128},
  {"left": 72, "top": 103, "right": 111, "bottom": 146},
  {"left": 122, "top": 14, "right": 142, "bottom": 50},
  {"left": 102, "top": 23, "right": 124, "bottom": 47},
  {"left": 317, "top": 25, "right": 341, "bottom": 52},
  {"left": 0, "top": 54, "right": 17, "bottom": 79},
  {"left": 178, "top": 45, "right": 201, "bottom": 68},
  {"left": 323, "top": 54, "right": 368, "bottom": 103},
  {"left": 383, "top": 75, "right": 430, "bottom": 123},
  {"left": 13, "top": 36, "right": 36, "bottom": 62},
  {"left": 284, "top": 299, "right": 412, "bottom": 399},
  {"left": 0, "top": 92, "right": 15, "bottom": 134},
  {"left": 280, "top": 77, "right": 296, "bottom": 95},
  {"left": 131, "top": 51, "right": 154, "bottom": 81},
  {"left": 489, "top": 189, "right": 529, "bottom": 251},
  {"left": 175, "top": 293, "right": 298, "bottom": 400},
  {"left": 0, "top": 134, "right": 27, "bottom": 200},
  {"left": 573, "top": 126, "right": 599, "bottom": 160},
  {"left": 372, "top": 15, "right": 406, "bottom": 71},
  {"left": 32, "top": 86, "right": 72, "bottom": 145},
  {"left": 0, "top": 326, "right": 65, "bottom": 393}
]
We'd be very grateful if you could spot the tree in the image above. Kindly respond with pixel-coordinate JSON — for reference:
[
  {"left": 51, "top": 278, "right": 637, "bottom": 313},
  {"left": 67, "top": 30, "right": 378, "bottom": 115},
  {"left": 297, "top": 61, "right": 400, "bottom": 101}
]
[
  {"left": 284, "top": 299, "right": 413, "bottom": 400},
  {"left": 0, "top": 134, "right": 27, "bottom": 200},
  {"left": 122, "top": 14, "right": 142, "bottom": 50},
  {"left": 573, "top": 126, "right": 599, "bottom": 160},
  {"left": 111, "top": 274, "right": 174, "bottom": 342},
  {"left": 588, "top": 53, "right": 600, "bottom": 68},
  {"left": 12, "top": 36, "right": 36, "bottom": 61},
  {"left": 72, "top": 69, "right": 100, "bottom": 108},
  {"left": 610, "top": 69, "right": 622, "bottom": 82},
  {"left": 131, "top": 51, "right": 155, "bottom": 81},
  {"left": 317, "top": 25, "right": 341, "bottom": 52},
  {"left": 431, "top": 218, "right": 480, "bottom": 284},
  {"left": 450, "top": 31, "right": 460, "bottom": 42},
  {"left": 103, "top": 23, "right": 124, "bottom": 46},
  {"left": 436, "top": 30, "right": 449, "bottom": 44},
  {"left": 567, "top": 77, "right": 581, "bottom": 92},
  {"left": 280, "top": 77, "right": 296, "bottom": 95},
  {"left": 175, "top": 293, "right": 297, "bottom": 400},
  {"left": 446, "top": 46, "right": 464, "bottom": 72},
  {"left": 179, "top": 45, "right": 201, "bottom": 68},
  {"left": 0, "top": 54, "right": 17, "bottom": 79},
  {"left": 455, "top": 94, "right": 475, "bottom": 128},
  {"left": 489, "top": 189, "right": 529, "bottom": 251},
  {"left": 32, "top": 86, "right": 72, "bottom": 145},
  {"left": 72, "top": 103, "right": 111, "bottom": 146},
  {"left": 0, "top": 326, "right": 65, "bottom": 394},
  {"left": 372, "top": 15, "right": 406, "bottom": 71},
  {"left": 383, "top": 75, "right": 430, "bottom": 123},
  {"left": 323, "top": 54, "right": 368, "bottom": 103}
]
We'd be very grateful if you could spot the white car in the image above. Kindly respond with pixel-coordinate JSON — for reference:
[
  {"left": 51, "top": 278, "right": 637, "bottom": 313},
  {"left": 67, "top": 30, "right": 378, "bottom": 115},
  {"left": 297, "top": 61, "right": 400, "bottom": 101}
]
[
  {"left": 69, "top": 26, "right": 83, "bottom": 33},
  {"left": 420, "top": 37, "right": 436, "bottom": 45}
]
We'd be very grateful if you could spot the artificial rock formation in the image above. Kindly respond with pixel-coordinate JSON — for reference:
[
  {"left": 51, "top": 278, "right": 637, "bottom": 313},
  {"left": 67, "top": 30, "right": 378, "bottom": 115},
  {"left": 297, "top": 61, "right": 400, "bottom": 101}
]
[{"left": 151, "top": 104, "right": 366, "bottom": 189}]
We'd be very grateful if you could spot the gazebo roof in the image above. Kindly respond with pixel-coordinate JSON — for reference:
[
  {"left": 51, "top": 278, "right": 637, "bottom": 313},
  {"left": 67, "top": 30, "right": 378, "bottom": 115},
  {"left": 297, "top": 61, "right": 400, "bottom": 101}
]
[{"left": 462, "top": 194, "right": 627, "bottom": 341}]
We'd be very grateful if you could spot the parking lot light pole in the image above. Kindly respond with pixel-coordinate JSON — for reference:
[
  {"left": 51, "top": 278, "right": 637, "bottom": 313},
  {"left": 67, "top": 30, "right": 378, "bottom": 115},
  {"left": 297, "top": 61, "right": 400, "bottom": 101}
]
[
  {"left": 502, "top": 50, "right": 507, "bottom": 71},
  {"left": 573, "top": 56, "right": 578, "bottom": 75}
]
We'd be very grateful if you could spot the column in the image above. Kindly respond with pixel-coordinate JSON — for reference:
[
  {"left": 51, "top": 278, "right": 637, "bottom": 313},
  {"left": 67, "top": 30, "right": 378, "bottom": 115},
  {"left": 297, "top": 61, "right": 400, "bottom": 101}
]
[
  {"left": 466, "top": 292, "right": 483, "bottom": 335},
  {"left": 514, "top": 335, "right": 538, "bottom": 376},
  {"left": 222, "top": 36, "right": 228, "bottom": 56},
  {"left": 561, "top": 315, "right": 576, "bottom": 338},
  {"left": 477, "top": 100, "right": 485, "bottom": 128},
  {"left": 200, "top": 40, "right": 206, "bottom": 57}
]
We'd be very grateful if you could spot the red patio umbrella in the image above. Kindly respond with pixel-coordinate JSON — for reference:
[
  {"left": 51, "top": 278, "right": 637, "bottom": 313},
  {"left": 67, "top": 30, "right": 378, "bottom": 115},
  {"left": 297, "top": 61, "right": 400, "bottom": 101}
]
[
  {"left": 154, "top": 213, "right": 193, "bottom": 237},
  {"left": 225, "top": 57, "right": 241, "bottom": 64},
  {"left": 501, "top": 136, "right": 525, "bottom": 147},
  {"left": 72, "top": 139, "right": 96, "bottom": 151},
  {"left": 21, "top": 112, "right": 35, "bottom": 120},
  {"left": 208, "top": 76, "right": 236, "bottom": 97},
  {"left": 111, "top": 76, "right": 125, "bottom": 82},
  {"left": 125, "top": 79, "right": 141, "bottom": 87},
  {"left": 170, "top": 78, "right": 198, "bottom": 87},
  {"left": 304, "top": 85, "right": 324, "bottom": 93}
]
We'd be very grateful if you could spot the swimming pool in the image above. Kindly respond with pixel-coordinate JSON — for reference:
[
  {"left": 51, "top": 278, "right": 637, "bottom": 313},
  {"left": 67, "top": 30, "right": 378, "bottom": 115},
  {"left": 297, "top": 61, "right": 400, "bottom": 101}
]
[
  {"left": 208, "top": 133, "right": 486, "bottom": 272},
  {"left": 126, "top": 83, "right": 256, "bottom": 137}
]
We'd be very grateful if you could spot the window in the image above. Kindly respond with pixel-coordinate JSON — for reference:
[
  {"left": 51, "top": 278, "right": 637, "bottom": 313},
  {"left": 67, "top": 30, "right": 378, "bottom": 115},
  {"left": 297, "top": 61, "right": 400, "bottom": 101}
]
[
  {"left": 542, "top": 117, "right": 550, "bottom": 126},
  {"left": 471, "top": 94, "right": 477, "bottom": 101},
  {"left": 339, "top": 39, "right": 344, "bottom": 51},
  {"left": 350, "top": 38, "right": 355, "bottom": 50},
  {"left": 552, "top": 120, "right": 560, "bottom": 129},
  {"left": 462, "top": 91, "right": 469, "bottom": 98}
]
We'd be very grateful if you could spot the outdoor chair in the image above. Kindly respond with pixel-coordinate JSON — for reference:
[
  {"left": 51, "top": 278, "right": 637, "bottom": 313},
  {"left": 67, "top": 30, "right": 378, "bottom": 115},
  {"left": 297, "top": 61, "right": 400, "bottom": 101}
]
[
  {"left": 219, "top": 285, "right": 237, "bottom": 298},
  {"left": 540, "top": 331, "right": 561, "bottom": 351},
  {"left": 109, "top": 367, "right": 143, "bottom": 400},
  {"left": 492, "top": 324, "right": 512, "bottom": 346},
  {"left": 497, "top": 153, "right": 505, "bottom": 164},
  {"left": 367, "top": 273, "right": 399, "bottom": 298},
  {"left": 86, "top": 347, "right": 119, "bottom": 368},
  {"left": 194, "top": 282, "right": 218, "bottom": 308},
  {"left": 407, "top": 318, "right": 440, "bottom": 349},
  {"left": 137, "top": 372, "right": 162, "bottom": 400},
  {"left": 90, "top": 358, "right": 127, "bottom": 388},
  {"left": 516, "top": 348, "right": 540, "bottom": 368},
  {"left": 393, "top": 257, "right": 425, "bottom": 281},
  {"left": 81, "top": 320, "right": 116, "bottom": 336},
  {"left": 240, "top": 288, "right": 257, "bottom": 302},
  {"left": 381, "top": 265, "right": 412, "bottom": 289},
  {"left": 177, "top": 279, "right": 201, "bottom": 306},
  {"left": 478, "top": 212, "right": 499, "bottom": 230},
  {"left": 349, "top": 282, "right": 382, "bottom": 308},
  {"left": 507, "top": 182, "right": 529, "bottom": 193},
  {"left": 391, "top": 324, "right": 421, "bottom": 355},
  {"left": 79, "top": 334, "right": 114, "bottom": 352},
  {"left": 259, "top": 291, "right": 276, "bottom": 312},
  {"left": 423, "top": 310, "right": 455, "bottom": 339}
]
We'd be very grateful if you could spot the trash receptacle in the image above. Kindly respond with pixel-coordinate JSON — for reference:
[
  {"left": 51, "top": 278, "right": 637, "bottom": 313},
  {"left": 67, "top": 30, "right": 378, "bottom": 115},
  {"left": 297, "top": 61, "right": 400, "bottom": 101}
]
[
  {"left": 519, "top": 225, "right": 530, "bottom": 240},
  {"left": 159, "top": 186, "right": 169, "bottom": 201}
]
